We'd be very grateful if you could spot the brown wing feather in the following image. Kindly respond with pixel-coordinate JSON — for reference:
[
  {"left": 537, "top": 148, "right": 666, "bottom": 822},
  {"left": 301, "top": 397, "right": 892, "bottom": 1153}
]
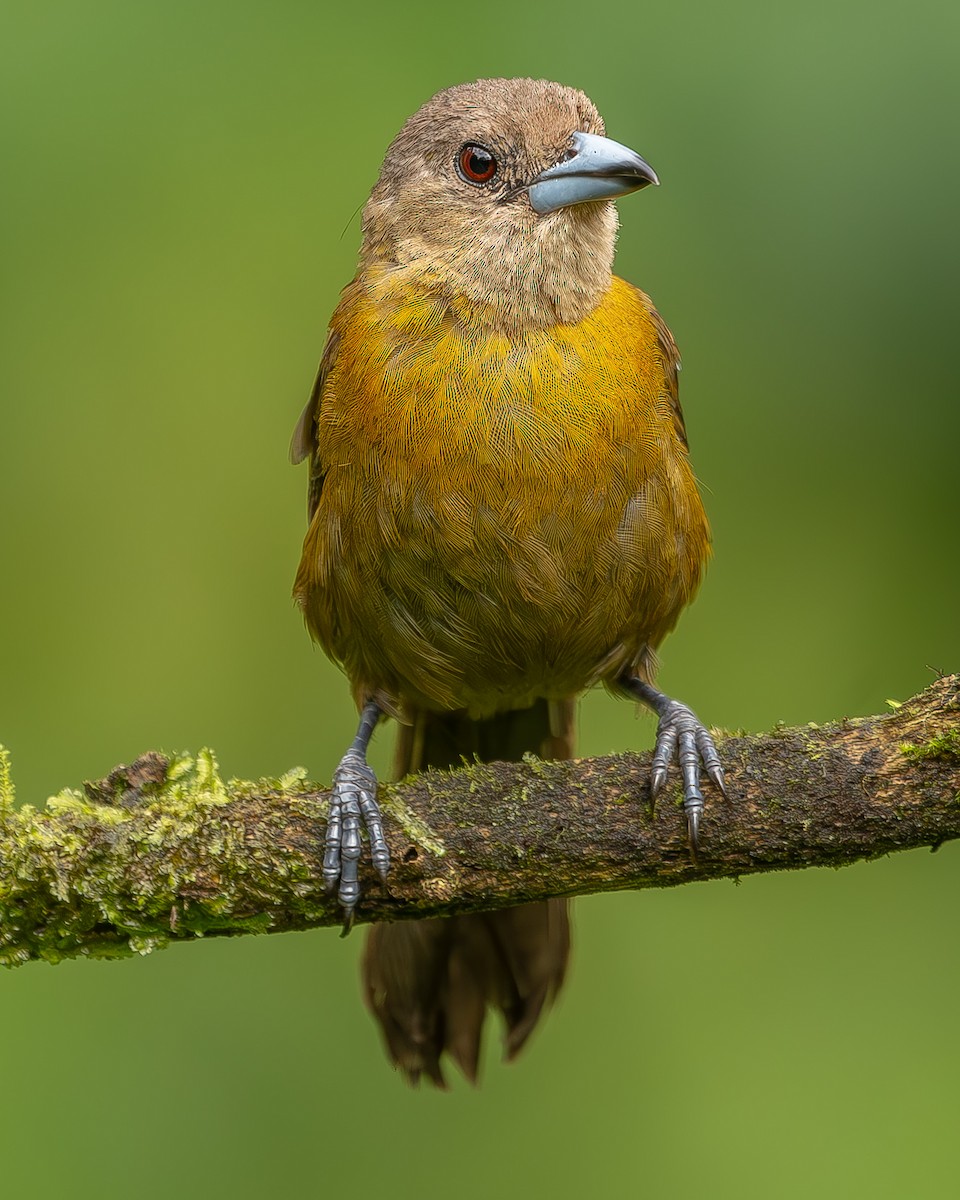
[
  {"left": 638, "top": 292, "right": 688, "bottom": 449},
  {"left": 288, "top": 329, "right": 340, "bottom": 519}
]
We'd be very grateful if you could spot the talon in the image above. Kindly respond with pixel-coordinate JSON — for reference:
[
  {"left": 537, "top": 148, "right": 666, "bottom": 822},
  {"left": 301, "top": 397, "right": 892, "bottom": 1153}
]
[
  {"left": 685, "top": 797, "right": 703, "bottom": 855},
  {"left": 708, "top": 764, "right": 727, "bottom": 797},
  {"left": 649, "top": 722, "right": 677, "bottom": 810},
  {"left": 695, "top": 726, "right": 725, "bottom": 797}
]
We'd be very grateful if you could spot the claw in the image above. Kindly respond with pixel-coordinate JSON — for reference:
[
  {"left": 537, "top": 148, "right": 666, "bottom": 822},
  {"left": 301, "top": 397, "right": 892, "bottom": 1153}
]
[
  {"left": 695, "top": 726, "right": 726, "bottom": 797},
  {"left": 707, "top": 762, "right": 727, "bottom": 797},
  {"left": 685, "top": 797, "right": 702, "bottom": 856},
  {"left": 649, "top": 723, "right": 677, "bottom": 803}
]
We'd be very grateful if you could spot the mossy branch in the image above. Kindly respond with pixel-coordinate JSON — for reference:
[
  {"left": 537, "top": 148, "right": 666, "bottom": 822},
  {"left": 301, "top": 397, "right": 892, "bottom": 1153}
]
[{"left": 1, "top": 675, "right": 958, "bottom": 967}]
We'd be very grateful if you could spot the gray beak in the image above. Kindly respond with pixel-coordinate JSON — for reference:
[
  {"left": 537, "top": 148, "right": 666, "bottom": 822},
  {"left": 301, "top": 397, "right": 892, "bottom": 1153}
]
[{"left": 527, "top": 131, "right": 660, "bottom": 215}]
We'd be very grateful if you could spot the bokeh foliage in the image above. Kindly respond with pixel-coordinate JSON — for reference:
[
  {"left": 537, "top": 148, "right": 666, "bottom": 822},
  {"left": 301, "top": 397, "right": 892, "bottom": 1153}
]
[{"left": 1, "top": 2, "right": 957, "bottom": 1197}]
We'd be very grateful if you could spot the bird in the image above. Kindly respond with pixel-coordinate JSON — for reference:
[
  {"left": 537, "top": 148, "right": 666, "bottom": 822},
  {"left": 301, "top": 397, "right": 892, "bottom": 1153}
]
[{"left": 291, "top": 77, "right": 723, "bottom": 1086}]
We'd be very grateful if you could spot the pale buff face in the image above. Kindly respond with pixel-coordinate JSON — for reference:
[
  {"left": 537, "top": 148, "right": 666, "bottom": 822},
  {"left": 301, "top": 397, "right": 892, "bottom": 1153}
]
[{"left": 359, "top": 78, "right": 620, "bottom": 331}]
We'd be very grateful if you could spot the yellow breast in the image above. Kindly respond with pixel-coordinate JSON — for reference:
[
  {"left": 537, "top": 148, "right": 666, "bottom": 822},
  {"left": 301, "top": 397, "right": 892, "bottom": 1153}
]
[{"left": 295, "top": 269, "right": 710, "bottom": 716}]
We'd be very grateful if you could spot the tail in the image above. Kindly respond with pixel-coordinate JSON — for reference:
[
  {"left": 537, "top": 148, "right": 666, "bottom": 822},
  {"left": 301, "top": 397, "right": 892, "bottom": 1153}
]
[{"left": 361, "top": 698, "right": 574, "bottom": 1087}]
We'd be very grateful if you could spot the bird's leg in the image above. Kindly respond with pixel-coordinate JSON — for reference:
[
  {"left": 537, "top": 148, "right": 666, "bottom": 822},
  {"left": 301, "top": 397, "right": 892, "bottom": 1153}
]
[
  {"left": 324, "top": 700, "right": 389, "bottom": 933},
  {"left": 622, "top": 676, "right": 725, "bottom": 854}
]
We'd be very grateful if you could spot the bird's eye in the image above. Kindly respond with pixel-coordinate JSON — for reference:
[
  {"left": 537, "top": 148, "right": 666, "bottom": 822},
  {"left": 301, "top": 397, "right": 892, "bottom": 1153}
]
[{"left": 457, "top": 143, "right": 497, "bottom": 185}]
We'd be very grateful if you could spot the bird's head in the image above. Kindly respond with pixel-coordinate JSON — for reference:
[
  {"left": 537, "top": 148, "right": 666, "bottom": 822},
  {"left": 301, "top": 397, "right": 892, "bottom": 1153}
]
[{"left": 359, "top": 78, "right": 658, "bottom": 331}]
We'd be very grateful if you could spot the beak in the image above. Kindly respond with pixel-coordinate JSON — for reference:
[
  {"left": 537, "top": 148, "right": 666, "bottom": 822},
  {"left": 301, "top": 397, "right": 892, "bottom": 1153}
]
[{"left": 527, "top": 131, "right": 660, "bottom": 215}]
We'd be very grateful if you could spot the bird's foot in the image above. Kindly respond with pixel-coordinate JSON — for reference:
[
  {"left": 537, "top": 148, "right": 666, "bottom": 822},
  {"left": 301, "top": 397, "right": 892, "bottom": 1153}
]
[
  {"left": 323, "top": 751, "right": 390, "bottom": 932},
  {"left": 622, "top": 675, "right": 725, "bottom": 853},
  {"left": 648, "top": 697, "right": 725, "bottom": 853}
]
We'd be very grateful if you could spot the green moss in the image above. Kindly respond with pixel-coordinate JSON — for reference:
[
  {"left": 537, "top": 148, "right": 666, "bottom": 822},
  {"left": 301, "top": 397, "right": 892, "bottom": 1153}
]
[
  {"left": 0, "top": 745, "right": 14, "bottom": 815},
  {"left": 799, "top": 728, "right": 826, "bottom": 761},
  {"left": 520, "top": 752, "right": 555, "bottom": 779},
  {"left": 0, "top": 746, "right": 339, "bottom": 968},
  {"left": 900, "top": 729, "right": 960, "bottom": 763},
  {"left": 380, "top": 790, "right": 445, "bottom": 856}
]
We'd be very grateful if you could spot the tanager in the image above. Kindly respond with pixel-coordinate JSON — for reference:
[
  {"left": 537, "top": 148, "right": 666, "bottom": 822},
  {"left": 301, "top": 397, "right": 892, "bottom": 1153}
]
[{"left": 291, "top": 77, "right": 723, "bottom": 1085}]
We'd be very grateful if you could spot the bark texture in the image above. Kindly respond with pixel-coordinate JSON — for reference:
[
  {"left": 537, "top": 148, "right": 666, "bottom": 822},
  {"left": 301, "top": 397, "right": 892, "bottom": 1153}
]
[{"left": 0, "top": 675, "right": 957, "bottom": 967}]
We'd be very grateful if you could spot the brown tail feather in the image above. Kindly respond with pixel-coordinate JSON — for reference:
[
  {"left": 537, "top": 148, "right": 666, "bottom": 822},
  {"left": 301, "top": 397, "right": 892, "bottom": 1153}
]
[{"left": 362, "top": 698, "right": 574, "bottom": 1087}]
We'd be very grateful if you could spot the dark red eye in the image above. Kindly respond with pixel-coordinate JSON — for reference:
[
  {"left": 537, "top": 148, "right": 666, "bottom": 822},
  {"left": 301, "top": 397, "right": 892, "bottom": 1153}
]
[{"left": 457, "top": 143, "right": 497, "bottom": 184}]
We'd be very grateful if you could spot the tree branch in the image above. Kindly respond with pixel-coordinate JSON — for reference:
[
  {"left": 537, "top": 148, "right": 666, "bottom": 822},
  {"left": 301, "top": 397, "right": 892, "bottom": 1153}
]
[{"left": 1, "top": 675, "right": 958, "bottom": 967}]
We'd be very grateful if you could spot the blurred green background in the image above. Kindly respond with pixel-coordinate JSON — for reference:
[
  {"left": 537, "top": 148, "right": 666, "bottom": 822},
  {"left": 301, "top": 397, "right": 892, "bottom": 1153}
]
[{"left": 1, "top": 1, "right": 958, "bottom": 1196}]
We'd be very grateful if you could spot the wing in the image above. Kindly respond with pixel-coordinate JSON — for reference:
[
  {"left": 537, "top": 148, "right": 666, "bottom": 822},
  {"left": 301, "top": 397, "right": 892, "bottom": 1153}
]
[
  {"left": 288, "top": 329, "right": 340, "bottom": 521},
  {"left": 639, "top": 292, "right": 688, "bottom": 449}
]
